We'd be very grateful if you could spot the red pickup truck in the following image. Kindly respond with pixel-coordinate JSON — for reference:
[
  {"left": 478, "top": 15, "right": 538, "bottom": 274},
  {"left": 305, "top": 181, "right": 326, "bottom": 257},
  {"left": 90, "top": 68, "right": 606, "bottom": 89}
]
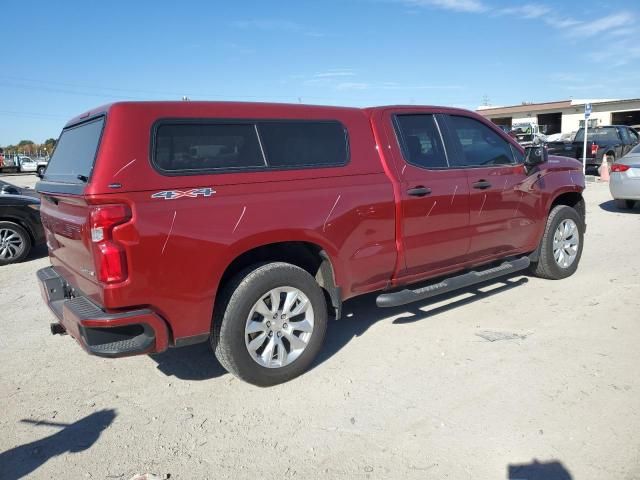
[{"left": 36, "top": 102, "right": 585, "bottom": 386}]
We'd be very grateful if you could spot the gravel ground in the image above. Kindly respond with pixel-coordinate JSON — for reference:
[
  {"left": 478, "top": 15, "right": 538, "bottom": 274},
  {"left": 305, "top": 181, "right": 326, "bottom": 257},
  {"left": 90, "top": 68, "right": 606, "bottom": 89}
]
[{"left": 1, "top": 175, "right": 639, "bottom": 480}]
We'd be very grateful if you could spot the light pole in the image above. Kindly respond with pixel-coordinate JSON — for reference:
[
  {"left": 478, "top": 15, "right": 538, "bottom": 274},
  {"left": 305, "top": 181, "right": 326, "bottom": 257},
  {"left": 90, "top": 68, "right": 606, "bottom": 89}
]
[{"left": 582, "top": 103, "right": 591, "bottom": 178}]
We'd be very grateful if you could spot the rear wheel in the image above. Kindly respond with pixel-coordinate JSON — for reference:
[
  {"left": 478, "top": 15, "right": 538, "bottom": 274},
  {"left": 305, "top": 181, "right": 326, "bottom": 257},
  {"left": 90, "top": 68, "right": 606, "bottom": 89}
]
[
  {"left": 530, "top": 205, "right": 584, "bottom": 280},
  {"left": 615, "top": 199, "right": 636, "bottom": 209},
  {"left": 37, "top": 166, "right": 46, "bottom": 177},
  {"left": 0, "top": 221, "right": 31, "bottom": 265},
  {"left": 212, "top": 262, "right": 328, "bottom": 386}
]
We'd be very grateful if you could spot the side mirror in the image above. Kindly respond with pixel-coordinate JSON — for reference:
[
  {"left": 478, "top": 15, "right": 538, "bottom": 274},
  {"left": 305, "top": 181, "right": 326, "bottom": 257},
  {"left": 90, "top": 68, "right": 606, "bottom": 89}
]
[{"left": 524, "top": 146, "right": 548, "bottom": 167}]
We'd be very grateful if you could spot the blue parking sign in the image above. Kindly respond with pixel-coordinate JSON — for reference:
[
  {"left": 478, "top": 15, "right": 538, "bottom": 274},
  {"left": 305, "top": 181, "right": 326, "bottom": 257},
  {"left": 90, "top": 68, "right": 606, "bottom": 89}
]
[{"left": 585, "top": 103, "right": 592, "bottom": 118}]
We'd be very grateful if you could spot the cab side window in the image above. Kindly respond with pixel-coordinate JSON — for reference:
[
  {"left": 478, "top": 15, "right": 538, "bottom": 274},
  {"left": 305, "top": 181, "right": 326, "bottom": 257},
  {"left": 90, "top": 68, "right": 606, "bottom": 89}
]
[
  {"left": 447, "top": 115, "right": 516, "bottom": 167},
  {"left": 394, "top": 114, "right": 448, "bottom": 169}
]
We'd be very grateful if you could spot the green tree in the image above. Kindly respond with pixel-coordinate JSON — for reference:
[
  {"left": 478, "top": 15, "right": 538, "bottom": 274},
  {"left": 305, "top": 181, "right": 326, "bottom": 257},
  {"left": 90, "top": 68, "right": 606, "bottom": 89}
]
[{"left": 17, "top": 140, "right": 35, "bottom": 154}]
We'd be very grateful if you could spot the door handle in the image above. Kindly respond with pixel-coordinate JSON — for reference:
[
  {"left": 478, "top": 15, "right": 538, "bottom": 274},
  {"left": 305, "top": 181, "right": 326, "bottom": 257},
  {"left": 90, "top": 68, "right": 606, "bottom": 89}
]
[
  {"left": 407, "top": 186, "right": 432, "bottom": 197},
  {"left": 472, "top": 180, "right": 492, "bottom": 190}
]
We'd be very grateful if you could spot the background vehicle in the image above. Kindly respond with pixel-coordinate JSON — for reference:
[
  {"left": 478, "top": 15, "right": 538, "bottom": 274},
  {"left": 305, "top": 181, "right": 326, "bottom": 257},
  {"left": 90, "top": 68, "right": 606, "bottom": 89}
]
[
  {"left": 17, "top": 156, "right": 38, "bottom": 173},
  {"left": 36, "top": 101, "right": 585, "bottom": 386},
  {"left": 610, "top": 143, "right": 640, "bottom": 209},
  {"left": 545, "top": 132, "right": 575, "bottom": 143},
  {"left": 0, "top": 180, "right": 44, "bottom": 265},
  {"left": 36, "top": 158, "right": 49, "bottom": 176},
  {"left": 511, "top": 122, "right": 547, "bottom": 147},
  {"left": 0, "top": 179, "right": 39, "bottom": 198},
  {"left": 546, "top": 125, "right": 640, "bottom": 170},
  {"left": 0, "top": 151, "right": 19, "bottom": 173}
]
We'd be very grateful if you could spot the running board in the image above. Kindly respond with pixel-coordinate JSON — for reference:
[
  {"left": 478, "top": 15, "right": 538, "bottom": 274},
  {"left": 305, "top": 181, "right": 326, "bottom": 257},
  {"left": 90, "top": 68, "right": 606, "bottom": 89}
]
[{"left": 376, "top": 257, "right": 530, "bottom": 308}]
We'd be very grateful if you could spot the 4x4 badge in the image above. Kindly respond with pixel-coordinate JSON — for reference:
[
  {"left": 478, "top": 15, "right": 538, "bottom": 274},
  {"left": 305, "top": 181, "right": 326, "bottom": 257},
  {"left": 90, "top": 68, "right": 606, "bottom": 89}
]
[{"left": 151, "top": 188, "right": 216, "bottom": 200}]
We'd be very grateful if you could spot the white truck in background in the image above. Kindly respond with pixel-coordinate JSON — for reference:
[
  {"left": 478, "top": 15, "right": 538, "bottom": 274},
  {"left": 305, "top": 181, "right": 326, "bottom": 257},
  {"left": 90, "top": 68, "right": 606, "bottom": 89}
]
[{"left": 510, "top": 122, "right": 547, "bottom": 147}]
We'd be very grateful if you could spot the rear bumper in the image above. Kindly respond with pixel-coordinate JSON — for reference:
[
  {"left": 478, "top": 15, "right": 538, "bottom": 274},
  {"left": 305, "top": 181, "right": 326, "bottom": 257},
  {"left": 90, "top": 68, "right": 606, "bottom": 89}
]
[
  {"left": 37, "top": 266, "right": 169, "bottom": 358},
  {"left": 610, "top": 176, "right": 640, "bottom": 200}
]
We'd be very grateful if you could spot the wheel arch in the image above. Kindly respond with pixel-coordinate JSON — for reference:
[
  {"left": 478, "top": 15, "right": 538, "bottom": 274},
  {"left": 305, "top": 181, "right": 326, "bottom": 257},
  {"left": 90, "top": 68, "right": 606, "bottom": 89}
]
[
  {"left": 549, "top": 190, "right": 585, "bottom": 222},
  {"left": 216, "top": 240, "right": 342, "bottom": 321},
  {"left": 531, "top": 190, "right": 585, "bottom": 263}
]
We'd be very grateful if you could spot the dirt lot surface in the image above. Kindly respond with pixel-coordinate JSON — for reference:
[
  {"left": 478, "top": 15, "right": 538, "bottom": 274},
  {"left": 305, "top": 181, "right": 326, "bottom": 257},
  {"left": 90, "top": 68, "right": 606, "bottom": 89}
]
[{"left": 1, "top": 174, "right": 639, "bottom": 480}]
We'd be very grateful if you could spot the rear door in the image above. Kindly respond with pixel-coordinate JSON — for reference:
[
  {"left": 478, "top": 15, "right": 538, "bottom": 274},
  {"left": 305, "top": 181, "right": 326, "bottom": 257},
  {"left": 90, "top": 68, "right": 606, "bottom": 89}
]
[
  {"left": 442, "top": 114, "right": 541, "bottom": 261},
  {"left": 382, "top": 109, "right": 471, "bottom": 279},
  {"left": 37, "top": 116, "right": 105, "bottom": 296}
]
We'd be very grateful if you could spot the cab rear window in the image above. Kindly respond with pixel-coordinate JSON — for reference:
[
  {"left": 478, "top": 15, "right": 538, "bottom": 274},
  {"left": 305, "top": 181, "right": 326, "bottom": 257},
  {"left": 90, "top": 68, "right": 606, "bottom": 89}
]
[{"left": 43, "top": 117, "right": 105, "bottom": 184}]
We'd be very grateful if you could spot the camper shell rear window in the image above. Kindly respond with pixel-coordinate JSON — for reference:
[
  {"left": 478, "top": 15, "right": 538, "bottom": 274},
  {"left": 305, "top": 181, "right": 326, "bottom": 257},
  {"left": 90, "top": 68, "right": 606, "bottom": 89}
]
[{"left": 43, "top": 117, "right": 105, "bottom": 184}]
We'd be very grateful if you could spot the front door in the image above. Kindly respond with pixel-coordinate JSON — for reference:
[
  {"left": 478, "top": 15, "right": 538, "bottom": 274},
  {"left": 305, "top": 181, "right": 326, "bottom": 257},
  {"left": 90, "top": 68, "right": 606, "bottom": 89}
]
[
  {"left": 384, "top": 111, "right": 471, "bottom": 279},
  {"left": 442, "top": 114, "right": 541, "bottom": 261}
]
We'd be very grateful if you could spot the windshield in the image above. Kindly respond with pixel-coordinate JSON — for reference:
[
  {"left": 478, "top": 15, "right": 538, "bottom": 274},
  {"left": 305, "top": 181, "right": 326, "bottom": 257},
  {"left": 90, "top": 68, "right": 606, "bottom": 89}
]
[
  {"left": 512, "top": 124, "right": 533, "bottom": 134},
  {"left": 43, "top": 117, "right": 105, "bottom": 184},
  {"left": 574, "top": 127, "right": 619, "bottom": 142}
]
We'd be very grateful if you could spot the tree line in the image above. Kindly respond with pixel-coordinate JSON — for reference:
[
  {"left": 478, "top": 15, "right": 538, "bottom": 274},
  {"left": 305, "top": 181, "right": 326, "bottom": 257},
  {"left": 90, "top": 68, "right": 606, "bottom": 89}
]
[{"left": 1, "top": 138, "right": 57, "bottom": 157}]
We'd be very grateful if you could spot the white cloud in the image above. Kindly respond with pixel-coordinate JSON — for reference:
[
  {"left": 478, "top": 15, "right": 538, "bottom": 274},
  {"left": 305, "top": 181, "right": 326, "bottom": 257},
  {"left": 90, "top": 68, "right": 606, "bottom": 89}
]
[
  {"left": 396, "top": 0, "right": 635, "bottom": 41},
  {"left": 231, "top": 19, "right": 324, "bottom": 37},
  {"left": 570, "top": 12, "right": 635, "bottom": 37},
  {"left": 400, "top": 0, "right": 486, "bottom": 13},
  {"left": 544, "top": 16, "right": 582, "bottom": 29},
  {"left": 336, "top": 82, "right": 370, "bottom": 90},
  {"left": 499, "top": 4, "right": 551, "bottom": 19},
  {"left": 313, "top": 70, "right": 356, "bottom": 78}
]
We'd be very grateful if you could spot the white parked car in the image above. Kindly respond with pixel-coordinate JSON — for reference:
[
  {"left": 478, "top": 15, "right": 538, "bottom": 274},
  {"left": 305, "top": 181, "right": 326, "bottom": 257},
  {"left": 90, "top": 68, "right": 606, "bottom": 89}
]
[{"left": 610, "top": 143, "right": 640, "bottom": 209}]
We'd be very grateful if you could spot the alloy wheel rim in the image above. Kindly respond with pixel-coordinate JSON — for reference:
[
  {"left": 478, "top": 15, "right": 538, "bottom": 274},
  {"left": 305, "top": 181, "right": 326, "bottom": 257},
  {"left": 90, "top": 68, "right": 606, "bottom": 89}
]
[
  {"left": 244, "top": 286, "right": 314, "bottom": 369},
  {"left": 552, "top": 219, "right": 579, "bottom": 268},
  {"left": 0, "top": 228, "right": 24, "bottom": 260}
]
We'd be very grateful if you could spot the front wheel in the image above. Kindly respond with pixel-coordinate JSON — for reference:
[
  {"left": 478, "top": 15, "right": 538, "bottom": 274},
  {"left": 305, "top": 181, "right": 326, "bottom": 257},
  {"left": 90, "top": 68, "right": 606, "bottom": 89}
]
[
  {"left": 530, "top": 205, "right": 584, "bottom": 280},
  {"left": 0, "top": 221, "right": 32, "bottom": 265},
  {"left": 212, "top": 262, "right": 328, "bottom": 386}
]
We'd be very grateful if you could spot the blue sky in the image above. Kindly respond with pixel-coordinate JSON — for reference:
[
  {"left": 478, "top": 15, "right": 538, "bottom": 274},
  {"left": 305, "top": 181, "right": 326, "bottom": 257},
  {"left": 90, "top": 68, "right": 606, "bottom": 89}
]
[{"left": 1, "top": 0, "right": 639, "bottom": 145}]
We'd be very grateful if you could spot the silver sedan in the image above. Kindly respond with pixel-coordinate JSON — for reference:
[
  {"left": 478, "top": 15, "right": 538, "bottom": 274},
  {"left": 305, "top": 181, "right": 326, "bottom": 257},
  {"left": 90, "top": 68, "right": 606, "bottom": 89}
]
[{"left": 610, "top": 143, "right": 640, "bottom": 209}]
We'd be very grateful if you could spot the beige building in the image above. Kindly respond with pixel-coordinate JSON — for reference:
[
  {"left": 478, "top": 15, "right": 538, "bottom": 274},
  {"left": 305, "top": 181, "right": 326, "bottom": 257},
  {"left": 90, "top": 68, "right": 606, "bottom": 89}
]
[{"left": 477, "top": 98, "right": 640, "bottom": 135}]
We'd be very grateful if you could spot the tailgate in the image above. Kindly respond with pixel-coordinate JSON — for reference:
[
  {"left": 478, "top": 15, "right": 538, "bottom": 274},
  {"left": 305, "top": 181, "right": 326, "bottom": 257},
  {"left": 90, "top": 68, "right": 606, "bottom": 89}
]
[
  {"left": 37, "top": 116, "right": 106, "bottom": 299},
  {"left": 40, "top": 194, "right": 98, "bottom": 294}
]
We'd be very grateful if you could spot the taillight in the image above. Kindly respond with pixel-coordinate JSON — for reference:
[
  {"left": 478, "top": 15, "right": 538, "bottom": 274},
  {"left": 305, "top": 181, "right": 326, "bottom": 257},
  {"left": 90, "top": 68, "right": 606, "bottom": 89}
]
[
  {"left": 590, "top": 144, "right": 599, "bottom": 156},
  {"left": 611, "top": 163, "right": 630, "bottom": 172},
  {"left": 90, "top": 204, "right": 131, "bottom": 283}
]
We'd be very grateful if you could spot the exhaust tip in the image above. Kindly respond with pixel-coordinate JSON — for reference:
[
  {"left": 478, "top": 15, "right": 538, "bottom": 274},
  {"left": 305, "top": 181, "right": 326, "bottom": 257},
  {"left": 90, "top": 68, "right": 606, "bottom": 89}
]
[{"left": 50, "top": 323, "right": 67, "bottom": 335}]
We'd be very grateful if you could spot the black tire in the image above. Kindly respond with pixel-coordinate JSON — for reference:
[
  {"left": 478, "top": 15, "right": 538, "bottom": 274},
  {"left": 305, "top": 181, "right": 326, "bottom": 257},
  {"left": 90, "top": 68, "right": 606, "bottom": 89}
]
[
  {"left": 37, "top": 166, "right": 46, "bottom": 177},
  {"left": 211, "top": 262, "right": 328, "bottom": 386},
  {"left": 529, "top": 205, "right": 584, "bottom": 280},
  {"left": 615, "top": 199, "right": 635, "bottom": 209},
  {"left": 0, "top": 221, "right": 32, "bottom": 266}
]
